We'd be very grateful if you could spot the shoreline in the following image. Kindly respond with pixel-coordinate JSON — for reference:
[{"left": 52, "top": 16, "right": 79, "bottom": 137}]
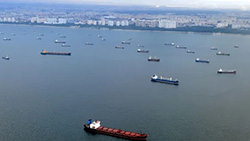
[{"left": 0, "top": 22, "right": 249, "bottom": 36}]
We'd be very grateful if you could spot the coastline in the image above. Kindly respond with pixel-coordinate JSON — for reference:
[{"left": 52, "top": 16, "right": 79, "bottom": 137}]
[{"left": 0, "top": 22, "right": 250, "bottom": 36}]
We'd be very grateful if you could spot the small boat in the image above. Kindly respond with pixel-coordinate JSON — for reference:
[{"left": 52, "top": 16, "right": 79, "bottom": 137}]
[
  {"left": 211, "top": 47, "right": 218, "bottom": 50},
  {"left": 151, "top": 74, "right": 179, "bottom": 85},
  {"left": 2, "top": 56, "right": 10, "bottom": 60},
  {"left": 36, "top": 37, "right": 42, "bottom": 40},
  {"left": 84, "top": 119, "right": 148, "bottom": 141},
  {"left": 97, "top": 35, "right": 102, "bottom": 38},
  {"left": 128, "top": 38, "right": 132, "bottom": 41},
  {"left": 187, "top": 50, "right": 195, "bottom": 53},
  {"left": 148, "top": 56, "right": 160, "bottom": 62},
  {"left": 59, "top": 35, "right": 66, "bottom": 38},
  {"left": 115, "top": 46, "right": 124, "bottom": 49},
  {"left": 38, "top": 34, "right": 44, "bottom": 36},
  {"left": 85, "top": 42, "right": 94, "bottom": 45},
  {"left": 195, "top": 58, "right": 209, "bottom": 63},
  {"left": 216, "top": 52, "right": 230, "bottom": 56},
  {"left": 234, "top": 45, "right": 239, "bottom": 48},
  {"left": 122, "top": 41, "right": 130, "bottom": 44},
  {"left": 176, "top": 45, "right": 187, "bottom": 49},
  {"left": 137, "top": 49, "right": 149, "bottom": 53},
  {"left": 165, "top": 43, "right": 175, "bottom": 46},
  {"left": 61, "top": 44, "right": 71, "bottom": 47},
  {"left": 55, "top": 40, "right": 66, "bottom": 43},
  {"left": 217, "top": 68, "right": 236, "bottom": 74},
  {"left": 138, "top": 45, "right": 144, "bottom": 47},
  {"left": 101, "top": 38, "right": 106, "bottom": 41},
  {"left": 11, "top": 33, "right": 16, "bottom": 36},
  {"left": 3, "top": 38, "right": 11, "bottom": 41},
  {"left": 40, "top": 49, "right": 71, "bottom": 56}
]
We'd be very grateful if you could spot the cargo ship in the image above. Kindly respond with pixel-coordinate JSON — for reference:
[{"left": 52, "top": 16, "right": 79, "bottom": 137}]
[
  {"left": 165, "top": 43, "right": 175, "bottom": 46},
  {"left": 211, "top": 47, "right": 218, "bottom": 50},
  {"left": 55, "top": 40, "right": 66, "bottom": 43},
  {"left": 216, "top": 52, "right": 230, "bottom": 56},
  {"left": 122, "top": 41, "right": 131, "bottom": 44},
  {"left": 187, "top": 50, "right": 195, "bottom": 53},
  {"left": 176, "top": 45, "right": 187, "bottom": 49},
  {"left": 61, "top": 44, "right": 71, "bottom": 47},
  {"left": 85, "top": 42, "right": 94, "bottom": 45},
  {"left": 217, "top": 68, "right": 236, "bottom": 74},
  {"left": 115, "top": 46, "right": 124, "bottom": 49},
  {"left": 2, "top": 56, "right": 10, "bottom": 60},
  {"left": 148, "top": 56, "right": 160, "bottom": 62},
  {"left": 195, "top": 58, "right": 209, "bottom": 63},
  {"left": 3, "top": 38, "right": 11, "bottom": 41},
  {"left": 151, "top": 74, "right": 179, "bottom": 85},
  {"left": 137, "top": 49, "right": 149, "bottom": 53},
  {"left": 84, "top": 119, "right": 148, "bottom": 141},
  {"left": 40, "top": 50, "right": 71, "bottom": 56}
]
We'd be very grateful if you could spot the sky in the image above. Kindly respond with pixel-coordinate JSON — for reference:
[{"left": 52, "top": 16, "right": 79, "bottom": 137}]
[{"left": 2, "top": 0, "right": 250, "bottom": 10}]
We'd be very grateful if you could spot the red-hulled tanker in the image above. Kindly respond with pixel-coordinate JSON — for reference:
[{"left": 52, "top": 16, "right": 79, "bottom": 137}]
[{"left": 84, "top": 119, "right": 148, "bottom": 140}]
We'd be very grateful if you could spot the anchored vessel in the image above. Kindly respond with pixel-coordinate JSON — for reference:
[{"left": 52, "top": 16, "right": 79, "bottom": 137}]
[
  {"left": 137, "top": 49, "right": 149, "bottom": 53},
  {"left": 211, "top": 47, "right": 218, "bottom": 50},
  {"left": 3, "top": 38, "right": 11, "bottom": 41},
  {"left": 122, "top": 41, "right": 131, "bottom": 44},
  {"left": 138, "top": 45, "right": 144, "bottom": 47},
  {"left": 85, "top": 42, "right": 94, "bottom": 45},
  {"left": 187, "top": 50, "right": 195, "bottom": 53},
  {"left": 216, "top": 52, "right": 230, "bottom": 56},
  {"left": 176, "top": 45, "right": 187, "bottom": 49},
  {"left": 165, "top": 43, "right": 175, "bottom": 46},
  {"left": 217, "top": 68, "right": 236, "bottom": 74},
  {"left": 115, "top": 46, "right": 124, "bottom": 49},
  {"left": 148, "top": 56, "right": 160, "bottom": 62},
  {"left": 2, "top": 56, "right": 9, "bottom": 60},
  {"left": 55, "top": 40, "right": 66, "bottom": 43},
  {"left": 234, "top": 45, "right": 239, "bottom": 48},
  {"left": 40, "top": 50, "right": 71, "bottom": 56},
  {"left": 61, "top": 44, "right": 71, "bottom": 47},
  {"left": 195, "top": 58, "right": 209, "bottom": 63},
  {"left": 84, "top": 119, "right": 148, "bottom": 141},
  {"left": 151, "top": 74, "right": 179, "bottom": 85},
  {"left": 59, "top": 35, "right": 66, "bottom": 38}
]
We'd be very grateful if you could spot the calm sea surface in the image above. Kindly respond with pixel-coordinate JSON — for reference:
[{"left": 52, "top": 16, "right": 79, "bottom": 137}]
[{"left": 0, "top": 24, "right": 250, "bottom": 141}]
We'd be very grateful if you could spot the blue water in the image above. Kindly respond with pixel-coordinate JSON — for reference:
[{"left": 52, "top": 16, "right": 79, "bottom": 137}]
[{"left": 0, "top": 24, "right": 250, "bottom": 141}]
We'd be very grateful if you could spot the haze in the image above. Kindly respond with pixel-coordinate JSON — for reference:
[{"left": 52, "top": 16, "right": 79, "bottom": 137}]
[{"left": 1, "top": 0, "right": 250, "bottom": 10}]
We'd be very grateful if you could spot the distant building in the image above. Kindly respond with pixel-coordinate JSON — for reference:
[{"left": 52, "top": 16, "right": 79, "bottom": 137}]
[
  {"left": 116, "top": 21, "right": 120, "bottom": 26},
  {"left": 46, "top": 18, "right": 57, "bottom": 24},
  {"left": 101, "top": 20, "right": 106, "bottom": 26},
  {"left": 216, "top": 23, "right": 229, "bottom": 28},
  {"left": 108, "top": 21, "right": 114, "bottom": 26},
  {"left": 159, "top": 20, "right": 177, "bottom": 29},
  {"left": 87, "top": 20, "right": 93, "bottom": 25},
  {"left": 92, "top": 20, "right": 97, "bottom": 25},
  {"left": 58, "top": 18, "right": 67, "bottom": 24},
  {"left": 31, "top": 17, "right": 37, "bottom": 23}
]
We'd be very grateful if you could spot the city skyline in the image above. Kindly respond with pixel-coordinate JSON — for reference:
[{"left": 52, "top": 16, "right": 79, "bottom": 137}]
[{"left": 1, "top": 0, "right": 250, "bottom": 10}]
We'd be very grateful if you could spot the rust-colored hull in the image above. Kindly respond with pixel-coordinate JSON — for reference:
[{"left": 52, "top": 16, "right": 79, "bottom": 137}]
[{"left": 84, "top": 124, "right": 147, "bottom": 140}]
